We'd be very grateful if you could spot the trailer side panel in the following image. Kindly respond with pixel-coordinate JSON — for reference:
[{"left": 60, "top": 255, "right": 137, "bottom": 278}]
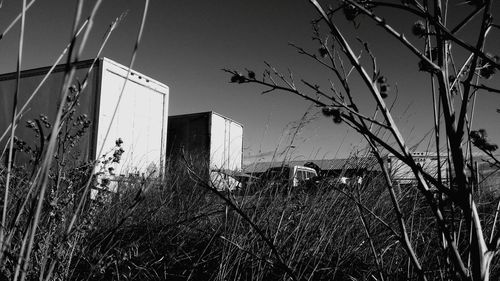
[
  {"left": 0, "top": 62, "right": 99, "bottom": 165},
  {"left": 96, "top": 59, "right": 169, "bottom": 177},
  {"left": 210, "top": 113, "right": 242, "bottom": 172}
]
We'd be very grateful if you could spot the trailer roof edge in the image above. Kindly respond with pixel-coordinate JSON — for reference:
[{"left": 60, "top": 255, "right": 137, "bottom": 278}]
[
  {"left": 168, "top": 111, "right": 243, "bottom": 127},
  {"left": 0, "top": 57, "right": 170, "bottom": 92}
]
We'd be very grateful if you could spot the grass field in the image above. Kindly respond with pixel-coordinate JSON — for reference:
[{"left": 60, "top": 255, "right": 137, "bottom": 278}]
[{"left": 2, "top": 156, "right": 499, "bottom": 280}]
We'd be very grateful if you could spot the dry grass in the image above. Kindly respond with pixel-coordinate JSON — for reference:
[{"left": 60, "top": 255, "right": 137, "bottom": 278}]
[
  {"left": 2, "top": 1, "right": 500, "bottom": 280},
  {"left": 0, "top": 1, "right": 149, "bottom": 280},
  {"left": 2, "top": 141, "right": 500, "bottom": 280}
]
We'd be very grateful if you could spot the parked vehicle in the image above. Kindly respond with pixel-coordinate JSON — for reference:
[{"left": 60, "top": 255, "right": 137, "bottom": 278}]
[
  {"left": 0, "top": 57, "right": 170, "bottom": 178},
  {"left": 260, "top": 165, "right": 318, "bottom": 189}
]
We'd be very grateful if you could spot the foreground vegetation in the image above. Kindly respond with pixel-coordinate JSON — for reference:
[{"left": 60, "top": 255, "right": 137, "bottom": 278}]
[
  {"left": 224, "top": 0, "right": 500, "bottom": 280},
  {"left": 1, "top": 0, "right": 500, "bottom": 280},
  {"left": 1, "top": 160, "right": 499, "bottom": 280}
]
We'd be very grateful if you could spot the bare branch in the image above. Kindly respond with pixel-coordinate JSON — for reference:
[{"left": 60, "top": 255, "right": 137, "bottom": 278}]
[
  {"left": 344, "top": 0, "right": 440, "bottom": 73},
  {"left": 468, "top": 83, "right": 500, "bottom": 94}
]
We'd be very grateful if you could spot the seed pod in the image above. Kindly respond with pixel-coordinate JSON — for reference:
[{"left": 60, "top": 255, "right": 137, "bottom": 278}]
[
  {"left": 477, "top": 54, "right": 498, "bottom": 79},
  {"left": 332, "top": 109, "right": 342, "bottom": 124},
  {"left": 379, "top": 81, "right": 390, "bottom": 99},
  {"left": 485, "top": 143, "right": 498, "bottom": 152},
  {"left": 25, "top": 120, "right": 36, "bottom": 129},
  {"left": 333, "top": 113, "right": 342, "bottom": 124},
  {"left": 69, "top": 85, "right": 77, "bottom": 93},
  {"left": 412, "top": 21, "right": 426, "bottom": 37},
  {"left": 418, "top": 59, "right": 437, "bottom": 73},
  {"left": 247, "top": 70, "right": 256, "bottom": 79},
  {"left": 322, "top": 106, "right": 336, "bottom": 117},
  {"left": 478, "top": 129, "right": 487, "bottom": 139},
  {"left": 318, "top": 47, "right": 328, "bottom": 58},
  {"left": 479, "top": 65, "right": 495, "bottom": 79},
  {"left": 116, "top": 138, "right": 124, "bottom": 147},
  {"left": 343, "top": 4, "right": 358, "bottom": 21},
  {"left": 425, "top": 47, "right": 438, "bottom": 62}
]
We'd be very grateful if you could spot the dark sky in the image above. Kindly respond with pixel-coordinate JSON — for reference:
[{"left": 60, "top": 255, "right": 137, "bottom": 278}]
[{"left": 1, "top": 0, "right": 499, "bottom": 163}]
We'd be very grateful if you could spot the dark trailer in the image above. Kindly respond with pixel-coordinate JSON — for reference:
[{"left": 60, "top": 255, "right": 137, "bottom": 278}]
[
  {"left": 0, "top": 57, "right": 169, "bottom": 177},
  {"left": 167, "top": 111, "right": 243, "bottom": 189}
]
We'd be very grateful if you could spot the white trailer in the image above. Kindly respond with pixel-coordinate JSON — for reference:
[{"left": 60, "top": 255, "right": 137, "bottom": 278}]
[
  {"left": 166, "top": 111, "right": 243, "bottom": 189},
  {"left": 0, "top": 57, "right": 169, "bottom": 177},
  {"left": 388, "top": 151, "right": 449, "bottom": 184}
]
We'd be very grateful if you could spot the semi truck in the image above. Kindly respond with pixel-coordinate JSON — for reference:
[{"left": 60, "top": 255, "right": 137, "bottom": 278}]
[
  {"left": 0, "top": 57, "right": 170, "bottom": 178},
  {"left": 166, "top": 111, "right": 243, "bottom": 190}
]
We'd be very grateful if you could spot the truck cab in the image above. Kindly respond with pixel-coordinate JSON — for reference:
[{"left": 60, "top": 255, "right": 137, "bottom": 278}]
[
  {"left": 291, "top": 165, "right": 318, "bottom": 187},
  {"left": 260, "top": 165, "right": 318, "bottom": 189}
]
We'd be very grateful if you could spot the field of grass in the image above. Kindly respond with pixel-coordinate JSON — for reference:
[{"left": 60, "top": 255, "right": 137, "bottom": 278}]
[
  {"left": 2, "top": 1, "right": 500, "bottom": 280},
  {"left": 2, "top": 156, "right": 499, "bottom": 280}
]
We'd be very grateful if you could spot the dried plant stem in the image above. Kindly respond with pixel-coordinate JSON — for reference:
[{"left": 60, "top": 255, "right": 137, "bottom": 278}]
[
  {"left": 0, "top": 0, "right": 36, "bottom": 41},
  {"left": 0, "top": 19, "right": 89, "bottom": 145},
  {"left": 16, "top": 1, "right": 90, "bottom": 280},
  {"left": 184, "top": 162, "right": 298, "bottom": 281},
  {"left": 236, "top": 0, "right": 500, "bottom": 277},
  {"left": 354, "top": 188, "right": 386, "bottom": 281},
  {"left": 1, "top": 0, "right": 27, "bottom": 265},
  {"left": 67, "top": 0, "right": 150, "bottom": 235}
]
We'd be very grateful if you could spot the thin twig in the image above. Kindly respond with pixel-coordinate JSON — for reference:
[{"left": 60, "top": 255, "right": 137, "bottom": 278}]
[
  {"left": 0, "top": 0, "right": 36, "bottom": 41},
  {"left": 1, "top": 0, "right": 27, "bottom": 267},
  {"left": 184, "top": 162, "right": 299, "bottom": 281},
  {"left": 68, "top": 0, "right": 149, "bottom": 235}
]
